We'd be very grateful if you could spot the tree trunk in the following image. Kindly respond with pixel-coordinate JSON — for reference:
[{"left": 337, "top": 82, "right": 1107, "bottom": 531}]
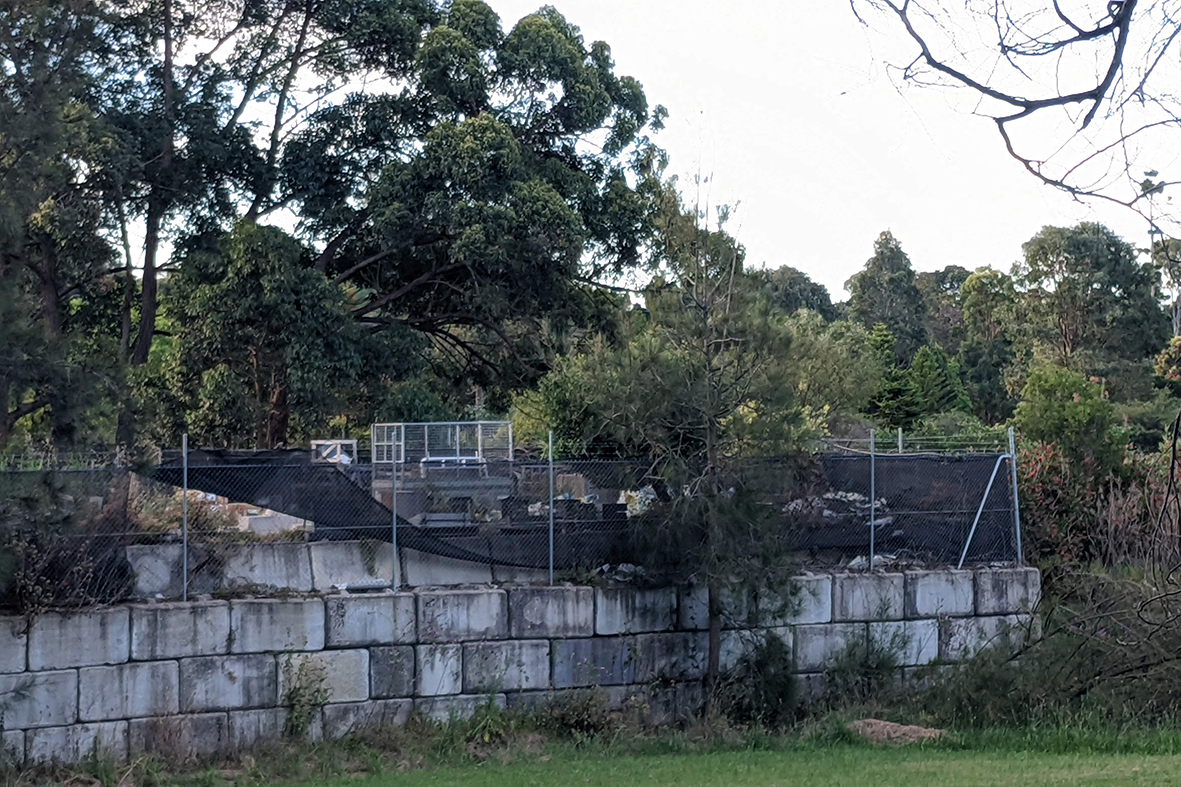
[
  {"left": 130, "top": 202, "right": 162, "bottom": 366},
  {"left": 37, "top": 242, "right": 62, "bottom": 341},
  {"left": 266, "top": 382, "right": 289, "bottom": 449},
  {"left": 1173, "top": 297, "right": 1181, "bottom": 338},
  {"left": 705, "top": 579, "right": 722, "bottom": 713},
  {"left": 0, "top": 378, "right": 11, "bottom": 450}
]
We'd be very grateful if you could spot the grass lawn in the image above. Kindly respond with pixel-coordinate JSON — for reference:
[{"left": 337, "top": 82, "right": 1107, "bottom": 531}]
[{"left": 306, "top": 746, "right": 1181, "bottom": 787}]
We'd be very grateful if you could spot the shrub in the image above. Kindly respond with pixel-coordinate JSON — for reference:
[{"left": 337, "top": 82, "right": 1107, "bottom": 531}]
[
  {"left": 1013, "top": 364, "right": 1121, "bottom": 472},
  {"left": 717, "top": 635, "right": 799, "bottom": 728}
]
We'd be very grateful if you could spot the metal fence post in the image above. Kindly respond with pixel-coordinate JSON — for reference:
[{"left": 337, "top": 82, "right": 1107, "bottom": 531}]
[
  {"left": 548, "top": 430, "right": 555, "bottom": 585},
  {"left": 897, "top": 427, "right": 903, "bottom": 454},
  {"left": 869, "top": 429, "right": 876, "bottom": 571},
  {"left": 391, "top": 451, "right": 400, "bottom": 591},
  {"left": 182, "top": 433, "right": 189, "bottom": 602},
  {"left": 1008, "top": 426, "right": 1024, "bottom": 566}
]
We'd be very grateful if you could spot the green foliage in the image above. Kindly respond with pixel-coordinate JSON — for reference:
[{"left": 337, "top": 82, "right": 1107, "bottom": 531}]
[
  {"left": 1013, "top": 364, "right": 1121, "bottom": 471},
  {"left": 1015, "top": 223, "right": 1169, "bottom": 367},
  {"left": 718, "top": 635, "right": 800, "bottom": 728},
  {"left": 846, "top": 231, "right": 929, "bottom": 364},
  {"left": 908, "top": 345, "right": 970, "bottom": 415},
  {"left": 957, "top": 337, "right": 1016, "bottom": 424},
  {"left": 750, "top": 266, "right": 836, "bottom": 321},
  {"left": 915, "top": 264, "right": 971, "bottom": 354}
]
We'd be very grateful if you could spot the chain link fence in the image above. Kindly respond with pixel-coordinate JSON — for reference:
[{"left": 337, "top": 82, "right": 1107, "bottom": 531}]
[{"left": 0, "top": 429, "right": 1023, "bottom": 610}]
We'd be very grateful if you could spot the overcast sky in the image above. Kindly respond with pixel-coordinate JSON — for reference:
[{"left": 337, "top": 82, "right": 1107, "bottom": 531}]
[{"left": 487, "top": 0, "right": 1153, "bottom": 301}]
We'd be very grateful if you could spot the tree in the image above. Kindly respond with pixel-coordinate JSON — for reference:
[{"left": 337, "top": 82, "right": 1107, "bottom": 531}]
[
  {"left": 916, "top": 265, "right": 970, "bottom": 354},
  {"left": 750, "top": 266, "right": 837, "bottom": 321},
  {"left": 908, "top": 345, "right": 970, "bottom": 416},
  {"left": 851, "top": 1, "right": 1181, "bottom": 237},
  {"left": 846, "top": 231, "right": 929, "bottom": 363},
  {"left": 1013, "top": 364, "right": 1121, "bottom": 473},
  {"left": 163, "top": 224, "right": 385, "bottom": 448},
  {"left": 957, "top": 268, "right": 1019, "bottom": 423},
  {"left": 1015, "top": 223, "right": 1169, "bottom": 368}
]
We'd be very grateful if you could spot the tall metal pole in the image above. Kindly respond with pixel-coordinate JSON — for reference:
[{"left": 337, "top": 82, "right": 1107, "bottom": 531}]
[
  {"left": 548, "top": 430, "right": 555, "bottom": 584},
  {"left": 1008, "top": 427, "right": 1024, "bottom": 566},
  {"left": 391, "top": 430, "right": 400, "bottom": 590},
  {"left": 869, "top": 429, "right": 876, "bottom": 572},
  {"left": 897, "top": 427, "right": 903, "bottom": 454},
  {"left": 182, "top": 433, "right": 189, "bottom": 602}
]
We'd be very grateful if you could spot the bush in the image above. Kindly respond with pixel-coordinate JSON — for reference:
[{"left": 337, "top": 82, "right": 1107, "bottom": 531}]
[
  {"left": 1013, "top": 364, "right": 1121, "bottom": 472},
  {"left": 717, "top": 635, "right": 799, "bottom": 728},
  {"left": 533, "top": 689, "right": 619, "bottom": 740}
]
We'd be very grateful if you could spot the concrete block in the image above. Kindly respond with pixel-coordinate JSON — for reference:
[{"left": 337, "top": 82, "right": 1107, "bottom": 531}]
[
  {"left": 79, "top": 661, "right": 179, "bottom": 721},
  {"left": 463, "top": 640, "right": 549, "bottom": 692},
  {"left": 509, "top": 587, "right": 593, "bottom": 638},
  {"left": 648, "top": 681, "right": 705, "bottom": 725},
  {"left": 719, "top": 627, "right": 793, "bottom": 673},
  {"left": 402, "top": 549, "right": 493, "bottom": 587},
  {"left": 128, "top": 713, "right": 229, "bottom": 760},
  {"left": 179, "top": 654, "right": 276, "bottom": 712},
  {"left": 869, "top": 620, "right": 939, "bottom": 667},
  {"left": 0, "top": 617, "right": 25, "bottom": 673},
  {"left": 832, "top": 573, "right": 904, "bottom": 621},
  {"left": 941, "top": 614, "right": 1035, "bottom": 662},
  {"left": 230, "top": 599, "right": 325, "bottom": 653},
  {"left": 417, "top": 589, "right": 507, "bottom": 642},
  {"left": 677, "top": 585, "right": 751, "bottom": 630},
  {"left": 370, "top": 646, "right": 415, "bottom": 698},
  {"left": 130, "top": 601, "right": 229, "bottom": 660},
  {"left": 794, "top": 622, "right": 866, "bottom": 672},
  {"left": 416, "top": 644, "right": 462, "bottom": 696},
  {"left": 26, "top": 722, "right": 128, "bottom": 764},
  {"left": 322, "top": 699, "right": 412, "bottom": 738},
  {"left": 551, "top": 637, "right": 637, "bottom": 688},
  {"left": 975, "top": 568, "right": 1041, "bottom": 615},
  {"left": 414, "top": 694, "right": 505, "bottom": 722},
  {"left": 491, "top": 566, "right": 549, "bottom": 584},
  {"left": 594, "top": 587, "right": 676, "bottom": 635},
  {"left": 757, "top": 575, "right": 833, "bottom": 626},
  {"left": 634, "top": 632, "right": 708, "bottom": 682},
  {"left": 310, "top": 541, "right": 394, "bottom": 592},
  {"left": 326, "top": 592, "right": 415, "bottom": 647},
  {"left": 29, "top": 608, "right": 129, "bottom": 670},
  {"left": 905, "top": 570, "right": 974, "bottom": 618},
  {"left": 0, "top": 670, "right": 77, "bottom": 729},
  {"left": 2, "top": 729, "right": 22, "bottom": 767},
  {"left": 279, "top": 649, "right": 369, "bottom": 704},
  {"left": 227, "top": 708, "right": 321, "bottom": 749},
  {"left": 223, "top": 543, "right": 313, "bottom": 592},
  {"left": 126, "top": 544, "right": 183, "bottom": 598}
]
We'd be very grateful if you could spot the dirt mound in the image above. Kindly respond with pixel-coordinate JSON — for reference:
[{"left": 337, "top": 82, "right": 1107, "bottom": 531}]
[{"left": 846, "top": 718, "right": 946, "bottom": 745}]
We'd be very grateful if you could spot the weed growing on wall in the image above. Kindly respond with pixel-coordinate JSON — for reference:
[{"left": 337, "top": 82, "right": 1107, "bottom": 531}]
[{"left": 282, "top": 656, "right": 331, "bottom": 737}]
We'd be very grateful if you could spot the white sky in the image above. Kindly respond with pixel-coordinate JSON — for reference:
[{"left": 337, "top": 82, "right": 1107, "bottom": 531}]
[{"left": 487, "top": 0, "right": 1154, "bottom": 301}]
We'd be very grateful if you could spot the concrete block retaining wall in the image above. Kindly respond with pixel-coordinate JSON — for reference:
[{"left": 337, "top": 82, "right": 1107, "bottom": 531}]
[{"left": 0, "top": 568, "right": 1039, "bottom": 766}]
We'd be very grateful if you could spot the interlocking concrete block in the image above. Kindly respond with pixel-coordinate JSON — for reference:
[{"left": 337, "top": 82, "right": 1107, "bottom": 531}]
[
  {"left": 417, "top": 589, "right": 507, "bottom": 642},
  {"left": 128, "top": 713, "right": 229, "bottom": 760},
  {"left": 26, "top": 722, "right": 128, "bottom": 764},
  {"left": 463, "top": 640, "right": 549, "bottom": 693},
  {"left": 905, "top": 570, "right": 974, "bottom": 619},
  {"left": 975, "top": 568, "right": 1041, "bottom": 615},
  {"left": 227, "top": 708, "right": 321, "bottom": 749},
  {"left": 29, "top": 608, "right": 129, "bottom": 670},
  {"left": 0, "top": 617, "right": 25, "bottom": 673},
  {"left": 941, "top": 614, "right": 1035, "bottom": 662},
  {"left": 310, "top": 541, "right": 394, "bottom": 592},
  {"left": 0, "top": 670, "right": 77, "bottom": 729},
  {"left": 719, "top": 627, "right": 793, "bottom": 673},
  {"left": 370, "top": 646, "right": 415, "bottom": 698},
  {"left": 757, "top": 575, "right": 833, "bottom": 626},
  {"left": 179, "top": 654, "right": 277, "bottom": 712},
  {"left": 230, "top": 599, "right": 325, "bottom": 653},
  {"left": 126, "top": 544, "right": 183, "bottom": 598},
  {"left": 79, "top": 661, "right": 179, "bottom": 721},
  {"left": 677, "top": 585, "right": 751, "bottom": 630},
  {"left": 634, "top": 632, "right": 708, "bottom": 682},
  {"left": 279, "top": 649, "right": 369, "bottom": 704},
  {"left": 130, "top": 601, "right": 230, "bottom": 660},
  {"left": 794, "top": 622, "right": 867, "bottom": 672},
  {"left": 402, "top": 549, "right": 493, "bottom": 587},
  {"left": 491, "top": 566, "right": 549, "bottom": 584},
  {"left": 414, "top": 694, "right": 505, "bottom": 722},
  {"left": 416, "top": 644, "right": 462, "bottom": 696},
  {"left": 508, "top": 587, "right": 593, "bottom": 638},
  {"left": 551, "top": 637, "right": 637, "bottom": 688},
  {"left": 648, "top": 681, "right": 705, "bottom": 725},
  {"left": 322, "top": 699, "right": 412, "bottom": 738},
  {"left": 832, "top": 573, "right": 904, "bottom": 621},
  {"left": 2, "top": 729, "right": 22, "bottom": 766},
  {"left": 326, "top": 593, "right": 415, "bottom": 647},
  {"left": 594, "top": 587, "right": 676, "bottom": 635},
  {"left": 223, "top": 543, "right": 313, "bottom": 593},
  {"left": 870, "top": 620, "right": 939, "bottom": 667}
]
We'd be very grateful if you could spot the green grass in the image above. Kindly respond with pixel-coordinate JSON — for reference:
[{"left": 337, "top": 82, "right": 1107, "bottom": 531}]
[{"left": 299, "top": 747, "right": 1181, "bottom": 787}]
